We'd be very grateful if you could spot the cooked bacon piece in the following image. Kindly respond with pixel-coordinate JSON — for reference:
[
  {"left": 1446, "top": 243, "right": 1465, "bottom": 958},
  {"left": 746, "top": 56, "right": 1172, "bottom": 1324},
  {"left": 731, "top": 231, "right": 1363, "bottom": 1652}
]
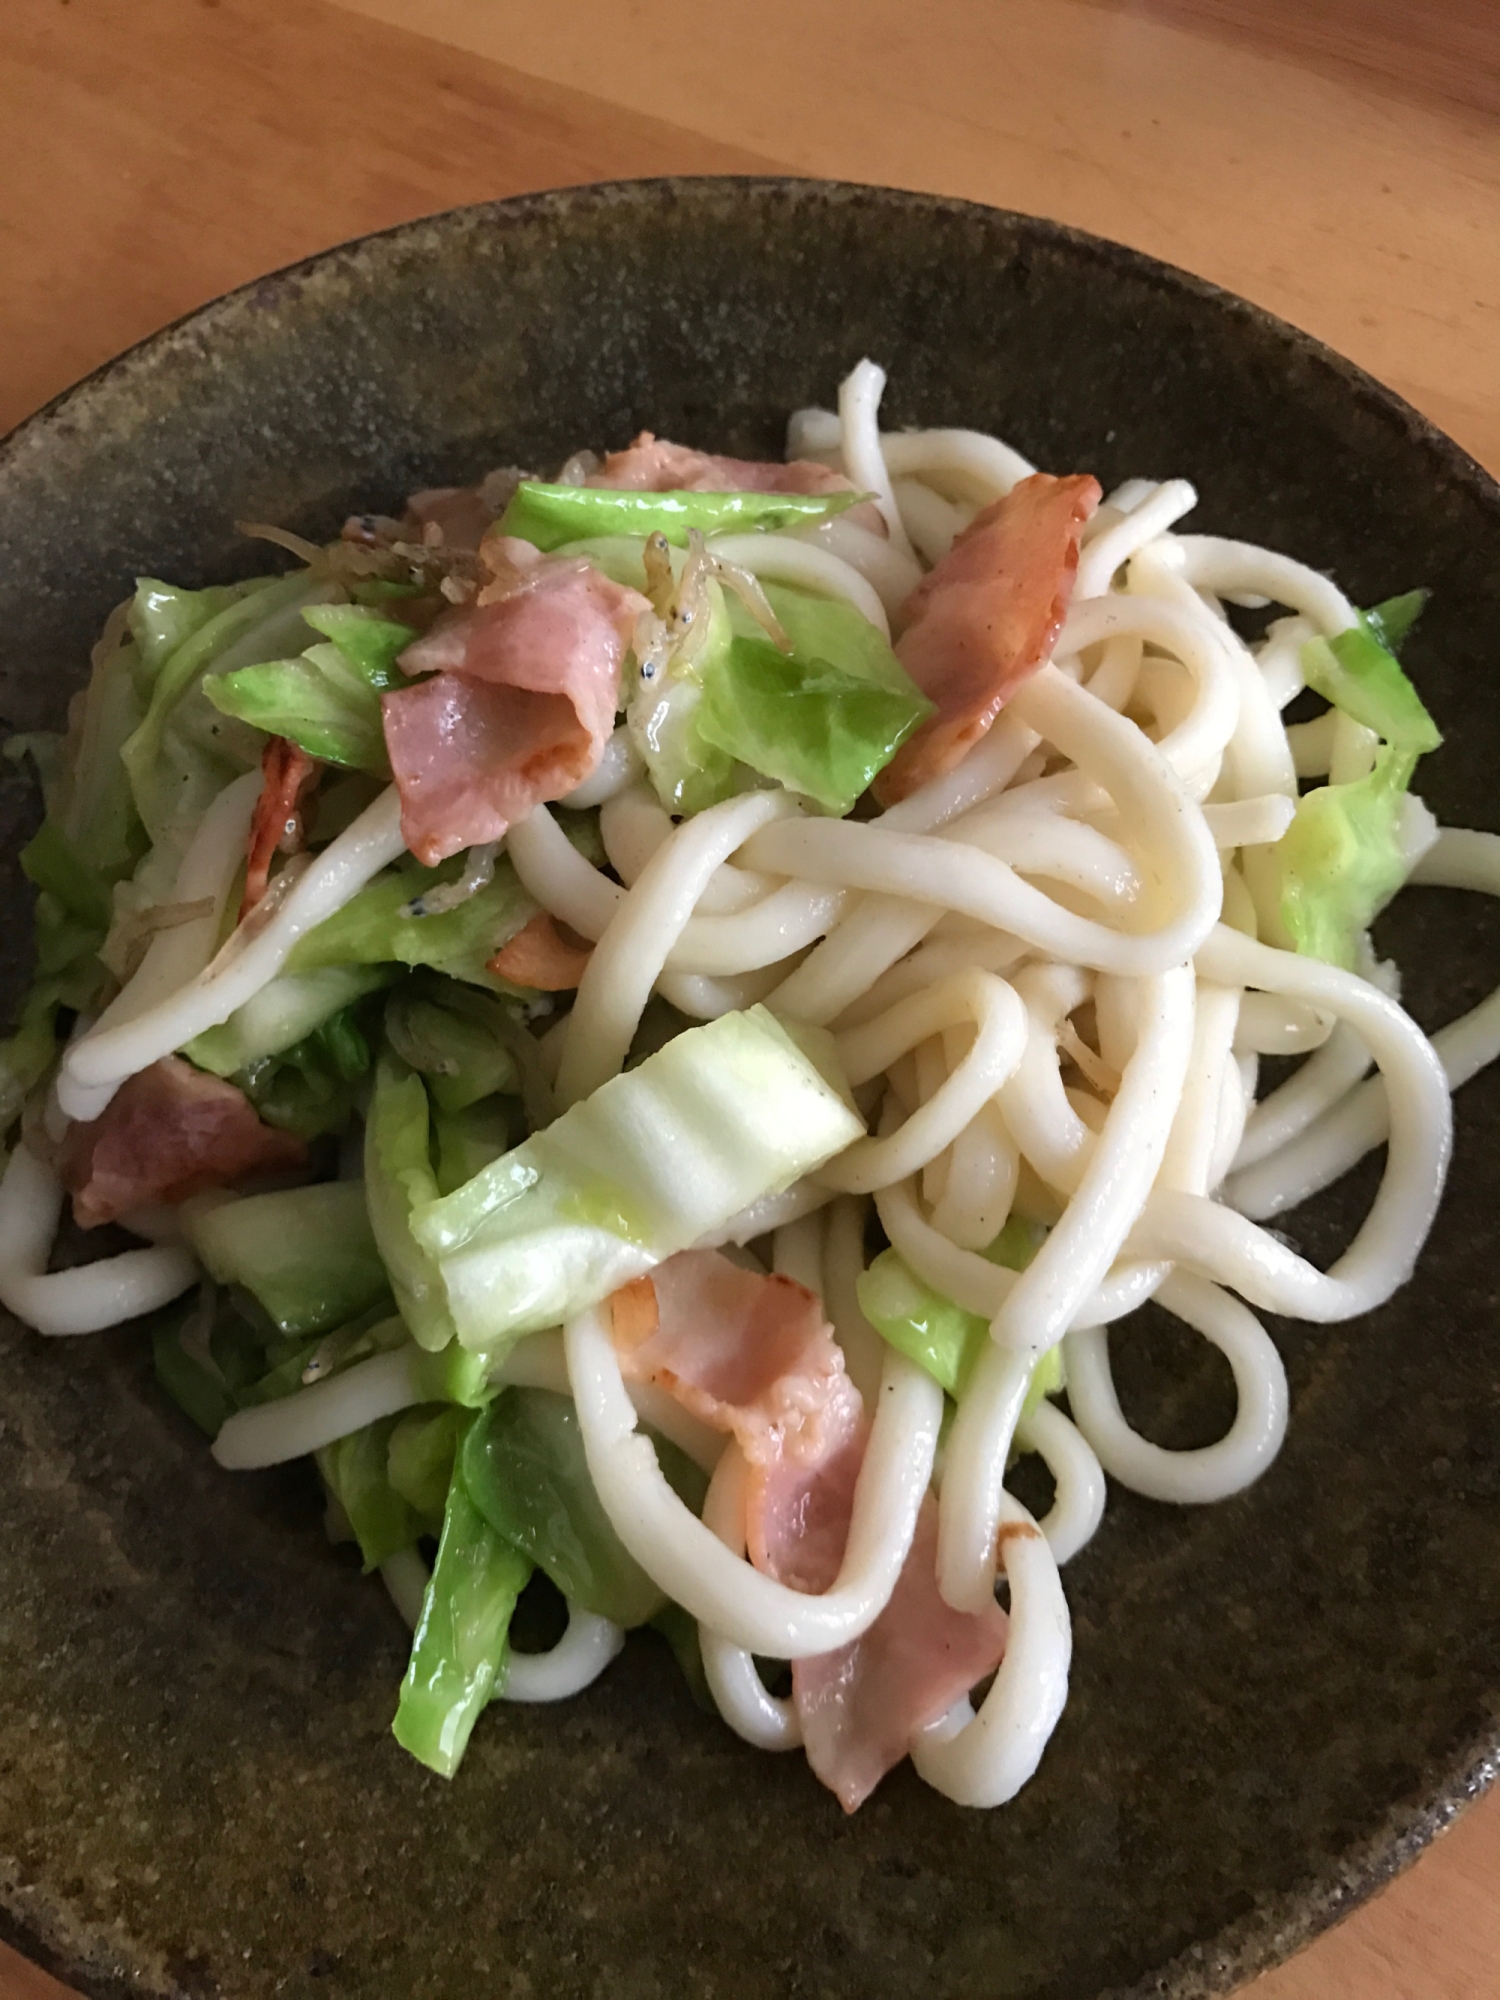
[
  {"left": 589, "top": 431, "right": 856, "bottom": 499},
  {"left": 486, "top": 911, "right": 592, "bottom": 991},
  {"left": 608, "top": 1249, "right": 865, "bottom": 1578},
  {"left": 402, "top": 485, "right": 494, "bottom": 553},
  {"left": 874, "top": 471, "right": 1102, "bottom": 805},
  {"left": 61, "top": 1057, "right": 306, "bottom": 1229},
  {"left": 786, "top": 1495, "right": 1008, "bottom": 1813},
  {"left": 610, "top": 1246, "right": 1006, "bottom": 1811},
  {"left": 383, "top": 553, "right": 648, "bottom": 866},
  {"left": 240, "top": 737, "right": 319, "bottom": 922}
]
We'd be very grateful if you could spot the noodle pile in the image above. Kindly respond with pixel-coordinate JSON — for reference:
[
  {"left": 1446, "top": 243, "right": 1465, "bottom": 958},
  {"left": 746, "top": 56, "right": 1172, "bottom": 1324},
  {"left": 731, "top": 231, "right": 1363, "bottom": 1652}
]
[{"left": 4, "top": 359, "right": 1496, "bottom": 1811}]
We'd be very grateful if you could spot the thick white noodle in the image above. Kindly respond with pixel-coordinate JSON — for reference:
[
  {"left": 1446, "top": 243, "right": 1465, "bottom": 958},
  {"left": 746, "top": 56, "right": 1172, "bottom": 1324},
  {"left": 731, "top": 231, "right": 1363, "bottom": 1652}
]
[
  {"left": 771, "top": 1206, "right": 826, "bottom": 1294},
  {"left": 59, "top": 786, "right": 407, "bottom": 1120},
  {"left": 838, "top": 359, "right": 917, "bottom": 565},
  {"left": 213, "top": 1346, "right": 426, "bottom": 1468},
  {"left": 1015, "top": 1401, "right": 1106, "bottom": 1565},
  {"left": 820, "top": 1195, "right": 887, "bottom": 1402},
  {"left": 560, "top": 726, "right": 642, "bottom": 809},
  {"left": 822, "top": 971, "right": 1028, "bottom": 1193},
  {"left": 96, "top": 769, "right": 261, "bottom": 1030},
  {"left": 1073, "top": 480, "right": 1197, "bottom": 600},
  {"left": 938, "top": 966, "right": 1194, "bottom": 1614},
  {"left": 557, "top": 790, "right": 793, "bottom": 1105},
  {"left": 1064, "top": 1273, "right": 1289, "bottom": 1505},
  {"left": 1136, "top": 928, "right": 1452, "bottom": 1317},
  {"left": 212, "top": 1327, "right": 722, "bottom": 1475},
  {"left": 601, "top": 787, "right": 775, "bottom": 912},
  {"left": 892, "top": 477, "right": 966, "bottom": 565},
  {"left": 792, "top": 515, "right": 924, "bottom": 616},
  {"left": 706, "top": 533, "right": 890, "bottom": 635},
  {"left": 565, "top": 1305, "right": 942, "bottom": 1658},
  {"left": 500, "top": 1604, "right": 626, "bottom": 1703},
  {"left": 1232, "top": 1021, "right": 1372, "bottom": 1171},
  {"left": 992, "top": 966, "right": 1196, "bottom": 1360},
  {"left": 510, "top": 798, "right": 843, "bottom": 980},
  {"left": 380, "top": 1546, "right": 431, "bottom": 1630},
  {"left": 1170, "top": 536, "right": 1359, "bottom": 636},
  {"left": 700, "top": 1443, "right": 802, "bottom": 1750},
  {"left": 1227, "top": 830, "right": 1500, "bottom": 1216},
  {"left": 909, "top": 1489, "right": 1071, "bottom": 1808},
  {"left": 0, "top": 1146, "right": 196, "bottom": 1334},
  {"left": 877, "top": 428, "right": 1036, "bottom": 501}
]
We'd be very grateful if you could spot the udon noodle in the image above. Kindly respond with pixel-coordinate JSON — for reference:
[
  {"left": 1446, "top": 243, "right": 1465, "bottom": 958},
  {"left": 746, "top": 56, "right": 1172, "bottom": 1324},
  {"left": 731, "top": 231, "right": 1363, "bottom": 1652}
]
[{"left": 4, "top": 358, "right": 1494, "bottom": 1812}]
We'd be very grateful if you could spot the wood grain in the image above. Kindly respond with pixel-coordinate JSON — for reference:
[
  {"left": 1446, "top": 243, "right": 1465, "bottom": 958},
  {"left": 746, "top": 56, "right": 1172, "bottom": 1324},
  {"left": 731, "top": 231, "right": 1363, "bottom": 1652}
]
[
  {"left": 336, "top": 0, "right": 1500, "bottom": 477},
  {"left": 2, "top": 0, "right": 1499, "bottom": 1996},
  {"left": 0, "top": 0, "right": 774, "bottom": 438},
  {"left": 0, "top": 1943, "right": 74, "bottom": 2000}
]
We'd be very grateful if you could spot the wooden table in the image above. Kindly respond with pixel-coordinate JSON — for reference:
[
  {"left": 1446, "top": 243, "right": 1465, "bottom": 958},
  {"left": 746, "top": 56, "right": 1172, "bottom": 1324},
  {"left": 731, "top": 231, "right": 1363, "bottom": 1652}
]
[{"left": 1, "top": 2, "right": 1496, "bottom": 1995}]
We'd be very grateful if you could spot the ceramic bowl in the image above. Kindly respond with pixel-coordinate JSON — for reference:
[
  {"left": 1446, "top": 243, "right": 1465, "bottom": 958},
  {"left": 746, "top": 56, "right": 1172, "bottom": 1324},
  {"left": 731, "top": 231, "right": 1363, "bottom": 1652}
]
[{"left": 2, "top": 178, "right": 1498, "bottom": 2000}]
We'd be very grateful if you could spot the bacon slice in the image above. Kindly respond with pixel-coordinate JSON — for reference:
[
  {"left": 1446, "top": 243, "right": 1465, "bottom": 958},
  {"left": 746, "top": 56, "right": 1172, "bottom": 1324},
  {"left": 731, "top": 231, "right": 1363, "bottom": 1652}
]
[
  {"left": 61, "top": 1056, "right": 306, "bottom": 1229},
  {"left": 402, "top": 484, "right": 494, "bottom": 553},
  {"left": 382, "top": 552, "right": 648, "bottom": 866},
  {"left": 786, "top": 1495, "right": 1008, "bottom": 1813},
  {"left": 485, "top": 911, "right": 592, "bottom": 991},
  {"left": 608, "top": 1249, "right": 1006, "bottom": 1810},
  {"left": 241, "top": 736, "right": 319, "bottom": 922},
  {"left": 608, "top": 1249, "right": 865, "bottom": 1579},
  {"left": 874, "top": 471, "right": 1102, "bottom": 805},
  {"left": 589, "top": 431, "right": 855, "bottom": 499}
]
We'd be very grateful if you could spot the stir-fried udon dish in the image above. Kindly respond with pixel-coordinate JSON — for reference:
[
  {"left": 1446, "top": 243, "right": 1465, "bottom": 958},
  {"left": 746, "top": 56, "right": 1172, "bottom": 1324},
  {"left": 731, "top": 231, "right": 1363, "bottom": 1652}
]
[{"left": 4, "top": 358, "right": 1495, "bottom": 1813}]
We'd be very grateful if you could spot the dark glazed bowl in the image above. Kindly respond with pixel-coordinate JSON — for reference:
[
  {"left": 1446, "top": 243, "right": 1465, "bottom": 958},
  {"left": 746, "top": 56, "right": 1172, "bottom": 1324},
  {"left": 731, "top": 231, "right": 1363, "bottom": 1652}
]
[{"left": 1, "top": 178, "right": 1499, "bottom": 2000}]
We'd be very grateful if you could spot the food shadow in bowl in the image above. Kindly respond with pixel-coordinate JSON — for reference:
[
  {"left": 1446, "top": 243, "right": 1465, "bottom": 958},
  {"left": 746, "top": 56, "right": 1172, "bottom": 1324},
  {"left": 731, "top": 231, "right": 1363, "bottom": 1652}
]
[{"left": 1, "top": 177, "right": 1499, "bottom": 2000}]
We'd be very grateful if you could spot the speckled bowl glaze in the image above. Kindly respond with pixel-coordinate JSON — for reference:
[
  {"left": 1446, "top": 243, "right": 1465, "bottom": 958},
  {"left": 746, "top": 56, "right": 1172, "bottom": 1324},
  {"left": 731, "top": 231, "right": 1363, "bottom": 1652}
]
[{"left": 1, "top": 179, "right": 1498, "bottom": 2000}]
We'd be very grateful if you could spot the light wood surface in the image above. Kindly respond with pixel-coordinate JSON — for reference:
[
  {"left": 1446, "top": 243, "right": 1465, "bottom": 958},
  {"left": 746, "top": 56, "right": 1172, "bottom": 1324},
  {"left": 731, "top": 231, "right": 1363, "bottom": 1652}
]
[{"left": 1, "top": 1, "right": 1497, "bottom": 1995}]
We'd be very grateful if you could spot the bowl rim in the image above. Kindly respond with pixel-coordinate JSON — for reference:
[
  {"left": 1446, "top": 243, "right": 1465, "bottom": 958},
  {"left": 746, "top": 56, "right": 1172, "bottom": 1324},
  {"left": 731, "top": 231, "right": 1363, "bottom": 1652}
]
[{"left": 1, "top": 172, "right": 1498, "bottom": 2000}]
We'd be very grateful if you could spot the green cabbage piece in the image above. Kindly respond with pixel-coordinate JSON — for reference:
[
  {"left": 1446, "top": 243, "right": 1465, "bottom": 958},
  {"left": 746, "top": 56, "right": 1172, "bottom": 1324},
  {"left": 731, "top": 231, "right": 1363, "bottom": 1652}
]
[
  {"left": 1363, "top": 589, "right": 1429, "bottom": 656},
  {"left": 129, "top": 577, "right": 268, "bottom": 684},
  {"left": 151, "top": 1292, "right": 235, "bottom": 1437},
  {"left": 856, "top": 1217, "right": 1055, "bottom": 1401},
  {"left": 410, "top": 1005, "right": 864, "bottom": 1353},
  {"left": 365, "top": 1057, "right": 461, "bottom": 1354},
  {"left": 498, "top": 481, "right": 864, "bottom": 553},
  {"left": 318, "top": 1413, "right": 427, "bottom": 1571},
  {"left": 215, "top": 992, "right": 383, "bottom": 1140},
  {"left": 1299, "top": 628, "right": 1440, "bottom": 757},
  {"left": 698, "top": 588, "right": 932, "bottom": 814},
  {"left": 235, "top": 1307, "right": 407, "bottom": 1411},
  {"left": 626, "top": 578, "right": 931, "bottom": 818},
  {"left": 183, "top": 1182, "right": 390, "bottom": 1338},
  {"left": 392, "top": 1443, "right": 532, "bottom": 1778},
  {"left": 387, "top": 1405, "right": 470, "bottom": 1522},
  {"left": 121, "top": 572, "right": 330, "bottom": 844},
  {"left": 1276, "top": 743, "right": 1417, "bottom": 970},
  {"left": 432, "top": 1097, "right": 523, "bottom": 1198},
  {"left": 461, "top": 1388, "right": 673, "bottom": 1629},
  {"left": 286, "top": 852, "right": 537, "bottom": 991},
  {"left": 383, "top": 982, "right": 520, "bottom": 1113},
  {"left": 202, "top": 603, "right": 418, "bottom": 773},
  {"left": 1270, "top": 590, "right": 1439, "bottom": 969},
  {"left": 627, "top": 580, "right": 739, "bottom": 815},
  {"left": 186, "top": 964, "right": 390, "bottom": 1078},
  {"left": 1, "top": 612, "right": 150, "bottom": 1124}
]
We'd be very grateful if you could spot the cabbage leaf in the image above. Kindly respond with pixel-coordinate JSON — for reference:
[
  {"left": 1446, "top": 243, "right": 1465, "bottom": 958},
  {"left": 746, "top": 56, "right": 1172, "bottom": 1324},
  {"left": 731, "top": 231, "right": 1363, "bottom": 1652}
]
[
  {"left": 412, "top": 1005, "right": 864, "bottom": 1352},
  {"left": 392, "top": 1446, "right": 532, "bottom": 1778},
  {"left": 498, "top": 481, "right": 864, "bottom": 553}
]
